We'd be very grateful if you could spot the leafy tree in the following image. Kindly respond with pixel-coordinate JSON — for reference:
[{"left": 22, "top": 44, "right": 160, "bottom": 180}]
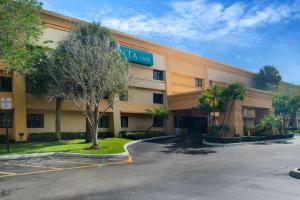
[
  {"left": 254, "top": 65, "right": 282, "bottom": 90},
  {"left": 145, "top": 107, "right": 168, "bottom": 131},
  {"left": 0, "top": 0, "right": 43, "bottom": 70},
  {"left": 222, "top": 82, "right": 247, "bottom": 124},
  {"left": 272, "top": 92, "right": 291, "bottom": 134},
  {"left": 289, "top": 95, "right": 300, "bottom": 129},
  {"left": 46, "top": 23, "right": 130, "bottom": 149},
  {"left": 199, "top": 84, "right": 224, "bottom": 133},
  {"left": 259, "top": 113, "right": 281, "bottom": 134}
]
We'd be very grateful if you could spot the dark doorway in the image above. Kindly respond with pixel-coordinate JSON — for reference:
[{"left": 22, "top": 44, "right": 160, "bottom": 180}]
[{"left": 188, "top": 117, "right": 208, "bottom": 134}]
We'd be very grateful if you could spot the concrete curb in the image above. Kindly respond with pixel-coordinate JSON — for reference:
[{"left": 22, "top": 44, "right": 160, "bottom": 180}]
[
  {"left": 202, "top": 137, "right": 294, "bottom": 147},
  {"left": 289, "top": 168, "right": 300, "bottom": 179},
  {"left": 0, "top": 135, "right": 176, "bottom": 161}
]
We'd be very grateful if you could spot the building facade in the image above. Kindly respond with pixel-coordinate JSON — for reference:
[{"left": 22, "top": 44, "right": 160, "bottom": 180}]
[{"left": 0, "top": 10, "right": 275, "bottom": 141}]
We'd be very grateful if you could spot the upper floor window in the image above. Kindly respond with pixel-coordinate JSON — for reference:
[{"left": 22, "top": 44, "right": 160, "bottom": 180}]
[
  {"left": 99, "top": 116, "right": 109, "bottom": 128},
  {"left": 0, "top": 77, "right": 12, "bottom": 92},
  {"left": 153, "top": 70, "right": 164, "bottom": 81},
  {"left": 27, "top": 114, "right": 44, "bottom": 128},
  {"left": 195, "top": 78, "right": 203, "bottom": 88},
  {"left": 153, "top": 93, "right": 163, "bottom": 104},
  {"left": 209, "top": 80, "right": 213, "bottom": 87}
]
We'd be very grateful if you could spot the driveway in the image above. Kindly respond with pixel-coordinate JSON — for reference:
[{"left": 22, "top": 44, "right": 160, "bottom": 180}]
[{"left": 1, "top": 135, "right": 300, "bottom": 200}]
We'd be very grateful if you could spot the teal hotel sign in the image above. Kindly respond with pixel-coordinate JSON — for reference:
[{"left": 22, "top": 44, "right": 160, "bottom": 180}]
[{"left": 118, "top": 45, "right": 153, "bottom": 66}]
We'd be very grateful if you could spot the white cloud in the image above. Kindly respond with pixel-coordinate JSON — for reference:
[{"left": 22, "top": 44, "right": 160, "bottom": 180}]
[{"left": 98, "top": 0, "right": 300, "bottom": 45}]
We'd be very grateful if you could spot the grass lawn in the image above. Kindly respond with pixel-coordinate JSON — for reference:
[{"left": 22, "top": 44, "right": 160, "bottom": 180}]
[{"left": 0, "top": 138, "right": 132, "bottom": 155}]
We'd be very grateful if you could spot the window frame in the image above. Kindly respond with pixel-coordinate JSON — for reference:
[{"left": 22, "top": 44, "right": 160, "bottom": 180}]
[
  {"left": 27, "top": 114, "right": 44, "bottom": 128},
  {"left": 153, "top": 70, "right": 164, "bottom": 81},
  {"left": 0, "top": 76, "right": 12, "bottom": 92},
  {"left": 0, "top": 112, "right": 13, "bottom": 128},
  {"left": 153, "top": 117, "right": 164, "bottom": 128},
  {"left": 153, "top": 93, "right": 164, "bottom": 104},
  {"left": 195, "top": 78, "right": 203, "bottom": 88},
  {"left": 121, "top": 116, "right": 128, "bottom": 128},
  {"left": 99, "top": 116, "right": 109, "bottom": 128}
]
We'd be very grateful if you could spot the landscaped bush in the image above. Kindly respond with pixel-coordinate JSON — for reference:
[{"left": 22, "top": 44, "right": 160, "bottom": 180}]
[
  {"left": 28, "top": 132, "right": 114, "bottom": 141},
  {"left": 205, "top": 136, "right": 241, "bottom": 144},
  {"left": 121, "top": 131, "right": 166, "bottom": 140},
  {"left": 206, "top": 134, "right": 294, "bottom": 144}
]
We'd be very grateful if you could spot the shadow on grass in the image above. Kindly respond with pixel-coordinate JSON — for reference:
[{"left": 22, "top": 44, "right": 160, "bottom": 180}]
[{"left": 147, "top": 135, "right": 217, "bottom": 155}]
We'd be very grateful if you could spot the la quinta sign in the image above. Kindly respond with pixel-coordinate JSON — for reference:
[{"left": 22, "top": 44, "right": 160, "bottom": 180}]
[{"left": 118, "top": 45, "right": 153, "bottom": 66}]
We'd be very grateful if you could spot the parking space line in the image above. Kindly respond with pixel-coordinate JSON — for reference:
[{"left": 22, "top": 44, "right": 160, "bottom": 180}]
[
  {"left": 0, "top": 162, "right": 64, "bottom": 170},
  {"left": 48, "top": 159, "right": 101, "bottom": 165},
  {"left": 0, "top": 171, "right": 16, "bottom": 176},
  {"left": 0, "top": 154, "right": 134, "bottom": 178}
]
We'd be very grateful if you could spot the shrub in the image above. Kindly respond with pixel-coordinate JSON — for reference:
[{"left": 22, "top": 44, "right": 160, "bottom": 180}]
[
  {"left": 28, "top": 132, "right": 114, "bottom": 141},
  {"left": 205, "top": 136, "right": 241, "bottom": 144},
  {"left": 121, "top": 131, "right": 166, "bottom": 140}
]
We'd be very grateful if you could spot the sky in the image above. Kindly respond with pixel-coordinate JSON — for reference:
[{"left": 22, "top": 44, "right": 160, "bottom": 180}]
[{"left": 41, "top": 0, "right": 300, "bottom": 84}]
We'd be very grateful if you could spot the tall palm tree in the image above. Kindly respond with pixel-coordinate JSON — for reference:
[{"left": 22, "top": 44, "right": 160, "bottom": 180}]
[{"left": 223, "top": 82, "right": 247, "bottom": 124}]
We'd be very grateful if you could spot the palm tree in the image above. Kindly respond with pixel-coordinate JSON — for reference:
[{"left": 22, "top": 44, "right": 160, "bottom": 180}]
[
  {"left": 223, "top": 82, "right": 247, "bottom": 124},
  {"left": 146, "top": 107, "right": 168, "bottom": 131},
  {"left": 199, "top": 84, "right": 224, "bottom": 134}
]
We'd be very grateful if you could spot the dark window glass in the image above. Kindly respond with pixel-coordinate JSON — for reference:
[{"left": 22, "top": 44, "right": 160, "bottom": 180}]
[
  {"left": 27, "top": 114, "right": 44, "bottom": 128},
  {"left": 103, "top": 93, "right": 110, "bottom": 100},
  {"left": 121, "top": 116, "right": 128, "bottom": 128},
  {"left": 153, "top": 118, "right": 164, "bottom": 127},
  {"left": 178, "top": 117, "right": 189, "bottom": 128},
  {"left": 0, "top": 77, "right": 12, "bottom": 92},
  {"left": 153, "top": 93, "right": 163, "bottom": 104},
  {"left": 0, "top": 112, "right": 13, "bottom": 128},
  {"left": 174, "top": 116, "right": 178, "bottom": 128},
  {"left": 209, "top": 80, "right": 213, "bottom": 86},
  {"left": 119, "top": 91, "right": 128, "bottom": 101},
  {"left": 99, "top": 116, "right": 109, "bottom": 128},
  {"left": 153, "top": 70, "right": 164, "bottom": 81},
  {"left": 195, "top": 78, "right": 203, "bottom": 87}
]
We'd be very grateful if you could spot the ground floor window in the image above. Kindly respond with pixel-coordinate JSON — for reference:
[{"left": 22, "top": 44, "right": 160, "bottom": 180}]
[
  {"left": 0, "top": 112, "right": 12, "bottom": 128},
  {"left": 99, "top": 116, "right": 109, "bottom": 128},
  {"left": 174, "top": 116, "right": 189, "bottom": 128},
  {"left": 153, "top": 118, "right": 164, "bottom": 127},
  {"left": 121, "top": 116, "right": 128, "bottom": 128},
  {"left": 27, "top": 114, "right": 44, "bottom": 128}
]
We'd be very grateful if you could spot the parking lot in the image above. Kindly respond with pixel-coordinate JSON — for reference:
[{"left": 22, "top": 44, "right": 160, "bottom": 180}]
[{"left": 0, "top": 155, "right": 132, "bottom": 178}]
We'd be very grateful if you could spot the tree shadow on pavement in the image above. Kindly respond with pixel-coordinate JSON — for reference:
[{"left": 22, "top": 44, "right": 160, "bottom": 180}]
[{"left": 149, "top": 135, "right": 217, "bottom": 155}]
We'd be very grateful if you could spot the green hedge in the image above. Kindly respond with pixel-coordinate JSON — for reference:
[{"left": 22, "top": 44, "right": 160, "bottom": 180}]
[
  {"left": 28, "top": 132, "right": 114, "bottom": 142},
  {"left": 206, "top": 134, "right": 294, "bottom": 144},
  {"left": 121, "top": 131, "right": 166, "bottom": 140}
]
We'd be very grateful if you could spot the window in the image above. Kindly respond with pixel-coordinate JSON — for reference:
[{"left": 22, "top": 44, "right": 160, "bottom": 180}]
[
  {"left": 99, "top": 116, "right": 109, "bottom": 128},
  {"left": 153, "top": 70, "right": 164, "bottom": 81},
  {"left": 121, "top": 116, "right": 128, "bottom": 128},
  {"left": 103, "top": 93, "right": 110, "bottom": 100},
  {"left": 209, "top": 80, "right": 213, "bottom": 87},
  {"left": 153, "top": 93, "right": 163, "bottom": 104},
  {"left": 195, "top": 78, "right": 203, "bottom": 87},
  {"left": 119, "top": 91, "right": 128, "bottom": 101},
  {"left": 0, "top": 77, "right": 12, "bottom": 92},
  {"left": 153, "top": 118, "right": 164, "bottom": 127},
  {"left": 27, "top": 114, "right": 44, "bottom": 128},
  {"left": 0, "top": 112, "right": 12, "bottom": 128}
]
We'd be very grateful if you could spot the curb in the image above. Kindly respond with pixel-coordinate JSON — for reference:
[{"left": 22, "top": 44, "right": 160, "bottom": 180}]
[
  {"left": 0, "top": 135, "right": 175, "bottom": 161},
  {"left": 202, "top": 137, "right": 294, "bottom": 147},
  {"left": 289, "top": 168, "right": 300, "bottom": 179}
]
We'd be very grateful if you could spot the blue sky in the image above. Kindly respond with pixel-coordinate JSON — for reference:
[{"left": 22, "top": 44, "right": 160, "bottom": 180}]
[{"left": 41, "top": 0, "right": 300, "bottom": 84}]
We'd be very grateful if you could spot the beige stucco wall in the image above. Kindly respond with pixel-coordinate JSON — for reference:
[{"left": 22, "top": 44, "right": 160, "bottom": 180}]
[{"left": 121, "top": 113, "right": 164, "bottom": 132}]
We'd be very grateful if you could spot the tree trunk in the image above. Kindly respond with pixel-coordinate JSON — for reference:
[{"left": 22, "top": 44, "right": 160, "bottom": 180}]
[
  {"left": 55, "top": 97, "right": 62, "bottom": 141},
  {"left": 226, "top": 100, "right": 235, "bottom": 125},
  {"left": 85, "top": 103, "right": 91, "bottom": 143},
  {"left": 290, "top": 111, "right": 297, "bottom": 129},
  {"left": 91, "top": 104, "right": 100, "bottom": 149}
]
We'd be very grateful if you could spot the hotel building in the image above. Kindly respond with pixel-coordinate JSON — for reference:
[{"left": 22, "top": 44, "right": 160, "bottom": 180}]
[{"left": 0, "top": 10, "right": 274, "bottom": 141}]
